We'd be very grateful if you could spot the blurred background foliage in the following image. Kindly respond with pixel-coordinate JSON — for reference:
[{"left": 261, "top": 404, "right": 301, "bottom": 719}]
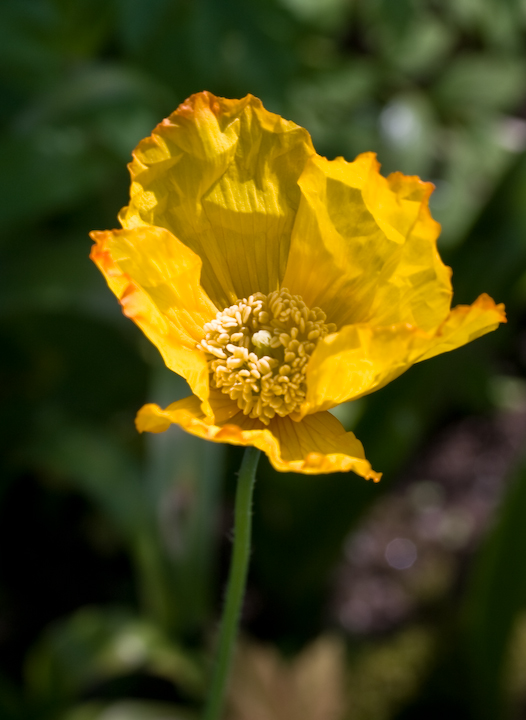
[{"left": 2, "top": 0, "right": 526, "bottom": 717}]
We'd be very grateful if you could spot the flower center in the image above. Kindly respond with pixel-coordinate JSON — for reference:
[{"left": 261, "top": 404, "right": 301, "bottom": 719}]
[{"left": 198, "top": 288, "right": 336, "bottom": 424}]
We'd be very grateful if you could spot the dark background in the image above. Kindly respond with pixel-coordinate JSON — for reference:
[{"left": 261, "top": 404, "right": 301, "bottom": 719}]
[{"left": 2, "top": 0, "right": 526, "bottom": 718}]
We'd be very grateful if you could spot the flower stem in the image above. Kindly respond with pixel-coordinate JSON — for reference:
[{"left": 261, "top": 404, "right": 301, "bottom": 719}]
[{"left": 202, "top": 446, "right": 261, "bottom": 720}]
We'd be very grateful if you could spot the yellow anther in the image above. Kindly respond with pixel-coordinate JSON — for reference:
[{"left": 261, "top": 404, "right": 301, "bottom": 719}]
[{"left": 197, "top": 288, "right": 335, "bottom": 425}]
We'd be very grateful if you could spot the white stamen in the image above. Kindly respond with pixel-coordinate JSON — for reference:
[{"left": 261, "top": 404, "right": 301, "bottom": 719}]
[{"left": 252, "top": 330, "right": 273, "bottom": 349}]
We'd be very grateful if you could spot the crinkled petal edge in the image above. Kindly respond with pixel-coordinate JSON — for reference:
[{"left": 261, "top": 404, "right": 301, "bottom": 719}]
[{"left": 135, "top": 395, "right": 381, "bottom": 480}]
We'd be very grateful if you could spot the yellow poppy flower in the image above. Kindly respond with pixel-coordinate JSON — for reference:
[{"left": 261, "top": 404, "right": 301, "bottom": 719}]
[{"left": 90, "top": 91, "right": 505, "bottom": 481}]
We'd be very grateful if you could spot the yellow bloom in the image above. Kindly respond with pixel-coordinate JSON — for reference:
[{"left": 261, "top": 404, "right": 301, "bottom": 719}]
[{"left": 90, "top": 91, "right": 505, "bottom": 480}]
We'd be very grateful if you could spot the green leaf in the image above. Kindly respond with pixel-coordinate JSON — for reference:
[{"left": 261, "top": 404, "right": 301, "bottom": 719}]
[
  {"left": 62, "top": 700, "right": 196, "bottom": 720},
  {"left": 463, "top": 455, "right": 526, "bottom": 719},
  {"left": 28, "top": 424, "right": 148, "bottom": 541},
  {"left": 434, "top": 55, "right": 526, "bottom": 116},
  {"left": 142, "top": 367, "right": 225, "bottom": 637},
  {"left": 26, "top": 607, "right": 204, "bottom": 706}
]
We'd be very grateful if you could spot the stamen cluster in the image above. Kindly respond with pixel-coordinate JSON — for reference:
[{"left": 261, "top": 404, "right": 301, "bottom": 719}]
[{"left": 198, "top": 288, "right": 336, "bottom": 424}]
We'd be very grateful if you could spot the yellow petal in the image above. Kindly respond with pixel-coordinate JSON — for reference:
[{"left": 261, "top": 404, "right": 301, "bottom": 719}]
[
  {"left": 135, "top": 393, "right": 381, "bottom": 480},
  {"left": 90, "top": 226, "right": 217, "bottom": 407},
  {"left": 282, "top": 153, "right": 452, "bottom": 330},
  {"left": 416, "top": 293, "right": 507, "bottom": 361},
  {"left": 120, "top": 91, "right": 315, "bottom": 310},
  {"left": 303, "top": 294, "right": 506, "bottom": 414}
]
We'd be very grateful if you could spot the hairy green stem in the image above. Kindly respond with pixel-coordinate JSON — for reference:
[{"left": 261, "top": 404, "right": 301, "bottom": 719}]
[{"left": 202, "top": 446, "right": 261, "bottom": 720}]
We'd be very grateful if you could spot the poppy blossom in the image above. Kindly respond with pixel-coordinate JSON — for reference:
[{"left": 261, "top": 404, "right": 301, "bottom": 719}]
[{"left": 91, "top": 92, "right": 505, "bottom": 479}]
